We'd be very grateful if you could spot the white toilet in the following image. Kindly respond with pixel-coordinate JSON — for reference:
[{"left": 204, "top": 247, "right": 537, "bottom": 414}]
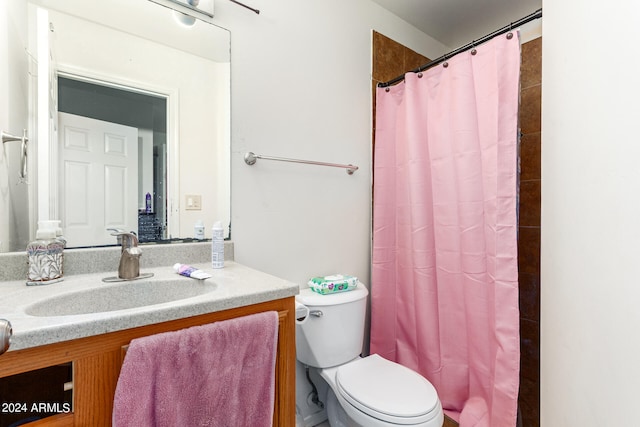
[{"left": 295, "top": 283, "right": 444, "bottom": 427}]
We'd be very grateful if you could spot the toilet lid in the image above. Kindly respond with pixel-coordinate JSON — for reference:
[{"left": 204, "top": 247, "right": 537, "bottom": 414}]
[{"left": 336, "top": 354, "right": 439, "bottom": 425}]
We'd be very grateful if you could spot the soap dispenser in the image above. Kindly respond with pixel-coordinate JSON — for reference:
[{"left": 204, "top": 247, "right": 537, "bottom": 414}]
[
  {"left": 26, "top": 228, "right": 64, "bottom": 286},
  {"left": 38, "top": 220, "right": 67, "bottom": 274}
]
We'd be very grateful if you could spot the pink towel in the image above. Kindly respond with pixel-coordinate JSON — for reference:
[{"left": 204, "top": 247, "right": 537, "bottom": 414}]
[{"left": 113, "top": 311, "right": 279, "bottom": 427}]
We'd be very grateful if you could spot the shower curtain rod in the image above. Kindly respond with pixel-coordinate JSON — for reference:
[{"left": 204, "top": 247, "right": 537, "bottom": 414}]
[{"left": 378, "top": 8, "right": 542, "bottom": 88}]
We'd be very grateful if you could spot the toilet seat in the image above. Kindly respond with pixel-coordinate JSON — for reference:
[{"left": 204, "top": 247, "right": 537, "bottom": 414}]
[{"left": 335, "top": 354, "right": 440, "bottom": 425}]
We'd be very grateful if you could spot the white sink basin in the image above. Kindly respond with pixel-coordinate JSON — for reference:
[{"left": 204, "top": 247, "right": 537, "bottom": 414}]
[{"left": 24, "top": 279, "right": 217, "bottom": 317}]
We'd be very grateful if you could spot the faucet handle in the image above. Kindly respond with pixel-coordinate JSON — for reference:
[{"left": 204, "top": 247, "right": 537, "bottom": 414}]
[
  {"left": 107, "top": 228, "right": 124, "bottom": 246},
  {"left": 107, "top": 229, "right": 138, "bottom": 248}
]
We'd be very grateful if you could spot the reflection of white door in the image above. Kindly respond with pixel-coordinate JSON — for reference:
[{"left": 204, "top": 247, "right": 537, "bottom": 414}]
[{"left": 58, "top": 112, "right": 138, "bottom": 247}]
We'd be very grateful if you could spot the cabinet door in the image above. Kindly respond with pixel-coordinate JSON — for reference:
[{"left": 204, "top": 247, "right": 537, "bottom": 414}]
[
  {"left": 73, "top": 351, "right": 121, "bottom": 427},
  {"left": 0, "top": 363, "right": 72, "bottom": 427}
]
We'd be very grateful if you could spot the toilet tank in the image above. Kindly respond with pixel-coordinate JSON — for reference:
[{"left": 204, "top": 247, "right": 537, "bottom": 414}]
[{"left": 295, "top": 283, "right": 368, "bottom": 368}]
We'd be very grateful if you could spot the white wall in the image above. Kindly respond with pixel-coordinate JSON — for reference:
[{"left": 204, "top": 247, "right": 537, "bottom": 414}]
[
  {"left": 213, "top": 0, "right": 447, "bottom": 286},
  {"left": 541, "top": 1, "right": 640, "bottom": 425}
]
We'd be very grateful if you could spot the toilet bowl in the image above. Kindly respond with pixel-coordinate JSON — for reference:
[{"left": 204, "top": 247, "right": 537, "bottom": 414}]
[
  {"left": 321, "top": 355, "right": 443, "bottom": 426},
  {"left": 295, "top": 284, "right": 443, "bottom": 427}
]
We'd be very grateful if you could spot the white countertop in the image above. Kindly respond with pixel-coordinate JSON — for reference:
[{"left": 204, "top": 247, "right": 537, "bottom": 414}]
[{"left": 0, "top": 261, "right": 299, "bottom": 351}]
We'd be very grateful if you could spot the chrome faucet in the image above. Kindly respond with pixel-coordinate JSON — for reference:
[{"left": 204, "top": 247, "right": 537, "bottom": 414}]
[{"left": 110, "top": 230, "right": 142, "bottom": 280}]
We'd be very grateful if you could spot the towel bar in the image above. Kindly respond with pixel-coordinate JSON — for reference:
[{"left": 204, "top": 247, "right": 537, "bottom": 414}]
[
  {"left": 2, "top": 130, "right": 28, "bottom": 180},
  {"left": 244, "top": 152, "right": 358, "bottom": 175}
]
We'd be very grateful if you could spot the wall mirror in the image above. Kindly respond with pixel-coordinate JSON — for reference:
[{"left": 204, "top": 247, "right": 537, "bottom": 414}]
[{"left": 2, "top": 0, "right": 230, "bottom": 252}]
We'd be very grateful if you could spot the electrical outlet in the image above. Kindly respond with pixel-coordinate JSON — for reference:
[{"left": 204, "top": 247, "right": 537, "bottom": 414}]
[{"left": 185, "top": 194, "right": 202, "bottom": 210}]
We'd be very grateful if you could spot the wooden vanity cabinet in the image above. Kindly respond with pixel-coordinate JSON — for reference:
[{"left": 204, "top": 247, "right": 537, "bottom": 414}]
[{"left": 0, "top": 297, "right": 296, "bottom": 427}]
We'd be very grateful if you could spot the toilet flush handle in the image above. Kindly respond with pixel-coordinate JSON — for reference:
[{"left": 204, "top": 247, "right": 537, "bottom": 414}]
[
  {"left": 295, "top": 302, "right": 310, "bottom": 324},
  {"left": 309, "top": 310, "right": 323, "bottom": 318}
]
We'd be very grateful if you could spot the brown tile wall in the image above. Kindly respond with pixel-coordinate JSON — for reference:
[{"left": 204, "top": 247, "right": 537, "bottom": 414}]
[
  {"left": 518, "top": 36, "right": 542, "bottom": 427},
  {"left": 371, "top": 31, "right": 429, "bottom": 140},
  {"left": 372, "top": 31, "right": 430, "bottom": 84},
  {"left": 371, "top": 33, "right": 542, "bottom": 427}
]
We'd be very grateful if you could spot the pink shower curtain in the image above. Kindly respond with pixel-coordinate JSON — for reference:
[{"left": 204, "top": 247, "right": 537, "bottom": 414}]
[{"left": 370, "top": 33, "right": 521, "bottom": 427}]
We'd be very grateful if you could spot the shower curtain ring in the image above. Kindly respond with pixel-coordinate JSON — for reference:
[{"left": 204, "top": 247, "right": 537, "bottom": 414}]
[
  {"left": 470, "top": 41, "right": 477, "bottom": 56},
  {"left": 506, "top": 22, "right": 514, "bottom": 39},
  {"left": 442, "top": 54, "right": 449, "bottom": 68},
  {"left": 417, "top": 67, "right": 423, "bottom": 78}
]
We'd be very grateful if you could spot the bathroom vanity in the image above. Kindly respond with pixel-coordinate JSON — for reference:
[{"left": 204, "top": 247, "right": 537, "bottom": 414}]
[{"left": 0, "top": 259, "right": 298, "bottom": 426}]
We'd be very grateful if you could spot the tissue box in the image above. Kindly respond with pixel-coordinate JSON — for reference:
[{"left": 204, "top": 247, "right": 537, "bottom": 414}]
[{"left": 308, "top": 274, "right": 358, "bottom": 295}]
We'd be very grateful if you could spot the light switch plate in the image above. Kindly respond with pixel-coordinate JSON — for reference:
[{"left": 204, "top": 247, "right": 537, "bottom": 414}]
[{"left": 185, "top": 194, "right": 202, "bottom": 210}]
